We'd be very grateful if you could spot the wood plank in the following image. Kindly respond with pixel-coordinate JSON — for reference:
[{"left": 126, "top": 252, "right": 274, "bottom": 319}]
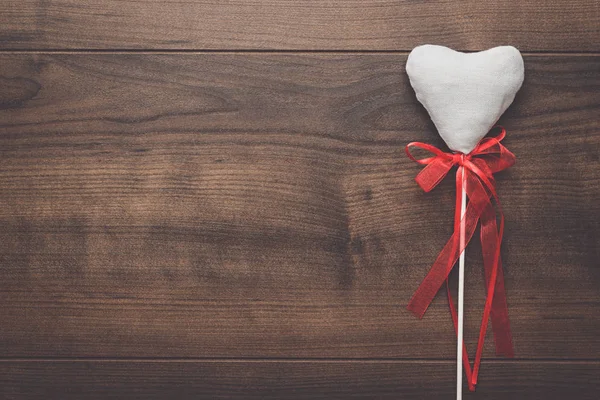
[
  {"left": 0, "top": 54, "right": 598, "bottom": 359},
  {"left": 0, "top": 360, "right": 598, "bottom": 399},
  {"left": 0, "top": 1, "right": 599, "bottom": 51}
]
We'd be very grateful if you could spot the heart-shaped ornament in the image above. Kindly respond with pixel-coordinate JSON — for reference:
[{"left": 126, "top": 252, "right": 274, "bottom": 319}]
[{"left": 406, "top": 45, "right": 524, "bottom": 154}]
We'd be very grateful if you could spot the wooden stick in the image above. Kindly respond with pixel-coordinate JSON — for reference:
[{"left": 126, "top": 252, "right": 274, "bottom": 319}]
[{"left": 456, "top": 170, "right": 467, "bottom": 400}]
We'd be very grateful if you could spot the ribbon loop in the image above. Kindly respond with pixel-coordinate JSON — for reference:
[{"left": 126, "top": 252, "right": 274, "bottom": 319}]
[{"left": 405, "top": 127, "right": 515, "bottom": 391}]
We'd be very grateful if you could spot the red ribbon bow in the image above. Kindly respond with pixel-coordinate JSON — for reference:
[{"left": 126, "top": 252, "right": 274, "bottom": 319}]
[{"left": 405, "top": 127, "right": 515, "bottom": 391}]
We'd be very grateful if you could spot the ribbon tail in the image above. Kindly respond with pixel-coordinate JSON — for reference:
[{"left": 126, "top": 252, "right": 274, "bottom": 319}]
[
  {"left": 480, "top": 203, "right": 514, "bottom": 358},
  {"left": 446, "top": 279, "right": 476, "bottom": 392},
  {"left": 406, "top": 205, "right": 475, "bottom": 317},
  {"left": 407, "top": 170, "right": 487, "bottom": 319},
  {"left": 470, "top": 194, "right": 512, "bottom": 386}
]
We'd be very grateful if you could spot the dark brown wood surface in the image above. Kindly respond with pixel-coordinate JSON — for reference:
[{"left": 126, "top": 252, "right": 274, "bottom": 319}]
[
  {"left": 0, "top": 1, "right": 599, "bottom": 51},
  {"left": 1, "top": 53, "right": 599, "bottom": 360},
  {"left": 1, "top": 1, "right": 600, "bottom": 399},
  {"left": 1, "top": 53, "right": 599, "bottom": 398}
]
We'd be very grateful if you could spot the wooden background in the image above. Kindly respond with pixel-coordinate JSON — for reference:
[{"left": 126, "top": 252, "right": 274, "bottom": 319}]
[{"left": 0, "top": 1, "right": 599, "bottom": 399}]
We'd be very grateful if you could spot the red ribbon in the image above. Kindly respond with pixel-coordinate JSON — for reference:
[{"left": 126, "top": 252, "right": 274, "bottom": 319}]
[{"left": 405, "top": 127, "right": 515, "bottom": 391}]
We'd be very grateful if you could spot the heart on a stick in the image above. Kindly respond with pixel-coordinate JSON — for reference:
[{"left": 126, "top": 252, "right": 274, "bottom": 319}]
[{"left": 406, "top": 45, "right": 524, "bottom": 154}]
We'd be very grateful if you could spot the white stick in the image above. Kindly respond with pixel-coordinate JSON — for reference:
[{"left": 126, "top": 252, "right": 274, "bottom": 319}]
[{"left": 457, "top": 172, "right": 467, "bottom": 400}]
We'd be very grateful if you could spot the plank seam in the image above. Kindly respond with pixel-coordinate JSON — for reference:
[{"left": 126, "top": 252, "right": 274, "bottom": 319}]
[
  {"left": 1, "top": 49, "right": 600, "bottom": 56},
  {"left": 0, "top": 358, "right": 598, "bottom": 364}
]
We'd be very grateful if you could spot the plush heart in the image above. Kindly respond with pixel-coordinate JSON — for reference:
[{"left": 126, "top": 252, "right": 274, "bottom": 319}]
[{"left": 406, "top": 45, "right": 524, "bottom": 154}]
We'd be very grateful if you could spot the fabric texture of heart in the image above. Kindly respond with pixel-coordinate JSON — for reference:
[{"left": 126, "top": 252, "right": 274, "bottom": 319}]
[{"left": 406, "top": 45, "right": 524, "bottom": 154}]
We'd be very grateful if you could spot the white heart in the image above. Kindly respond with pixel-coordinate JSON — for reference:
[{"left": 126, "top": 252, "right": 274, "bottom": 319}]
[{"left": 406, "top": 45, "right": 524, "bottom": 154}]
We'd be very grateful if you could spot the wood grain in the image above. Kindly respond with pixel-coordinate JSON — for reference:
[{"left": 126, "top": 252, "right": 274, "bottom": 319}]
[
  {"left": 0, "top": 360, "right": 598, "bottom": 399},
  {"left": 1, "top": 54, "right": 598, "bottom": 360},
  {"left": 1, "top": 1, "right": 599, "bottom": 51}
]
